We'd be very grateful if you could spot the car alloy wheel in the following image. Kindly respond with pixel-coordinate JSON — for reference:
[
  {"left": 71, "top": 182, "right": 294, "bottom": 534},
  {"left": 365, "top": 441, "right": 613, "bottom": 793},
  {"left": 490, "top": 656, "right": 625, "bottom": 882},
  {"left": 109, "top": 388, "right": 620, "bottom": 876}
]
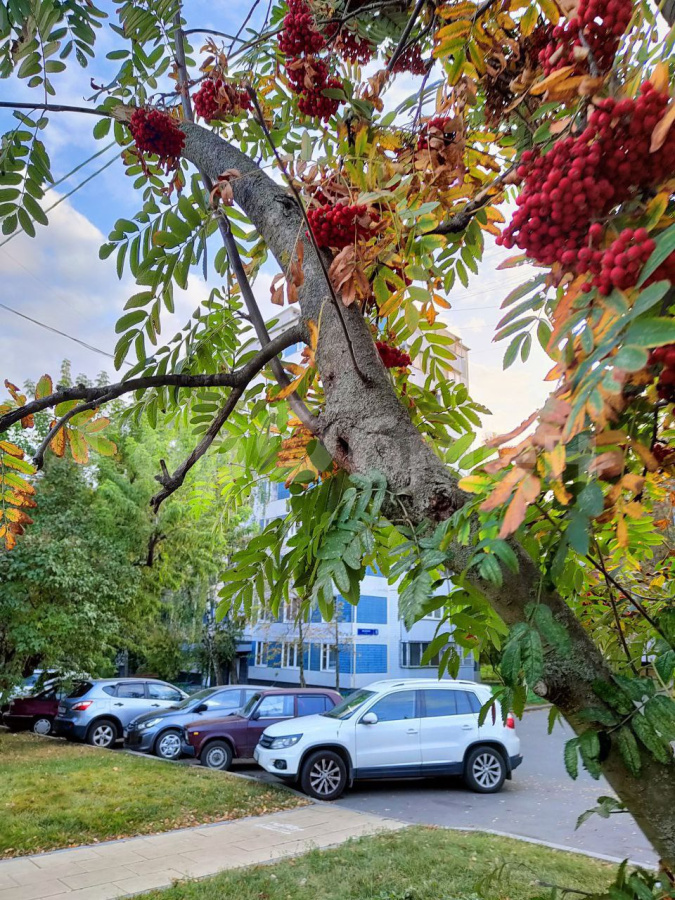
[
  {"left": 90, "top": 723, "right": 115, "bottom": 748},
  {"left": 307, "top": 757, "right": 344, "bottom": 798},
  {"left": 32, "top": 717, "right": 53, "bottom": 736},
  {"left": 472, "top": 752, "right": 503, "bottom": 789},
  {"left": 156, "top": 731, "right": 181, "bottom": 760}
]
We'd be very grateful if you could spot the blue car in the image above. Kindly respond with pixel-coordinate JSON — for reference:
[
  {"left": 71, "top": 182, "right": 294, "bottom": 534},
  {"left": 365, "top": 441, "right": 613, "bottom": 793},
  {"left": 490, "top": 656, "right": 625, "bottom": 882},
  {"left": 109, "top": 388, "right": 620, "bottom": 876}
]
[{"left": 123, "top": 685, "right": 262, "bottom": 760}]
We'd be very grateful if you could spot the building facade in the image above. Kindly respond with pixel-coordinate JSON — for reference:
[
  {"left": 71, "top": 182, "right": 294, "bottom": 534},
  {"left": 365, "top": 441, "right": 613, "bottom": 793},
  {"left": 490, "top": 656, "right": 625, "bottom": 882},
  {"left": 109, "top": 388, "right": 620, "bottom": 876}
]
[{"left": 242, "top": 307, "right": 474, "bottom": 691}]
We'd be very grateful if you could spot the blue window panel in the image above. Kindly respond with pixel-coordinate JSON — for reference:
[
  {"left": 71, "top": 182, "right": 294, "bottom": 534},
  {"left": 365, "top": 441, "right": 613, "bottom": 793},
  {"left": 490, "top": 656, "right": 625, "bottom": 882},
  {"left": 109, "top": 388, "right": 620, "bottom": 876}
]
[
  {"left": 337, "top": 595, "right": 353, "bottom": 623},
  {"left": 268, "top": 642, "right": 282, "bottom": 669},
  {"left": 365, "top": 564, "right": 381, "bottom": 576},
  {"left": 248, "top": 641, "right": 256, "bottom": 665},
  {"left": 277, "top": 483, "right": 291, "bottom": 500},
  {"left": 303, "top": 643, "right": 310, "bottom": 672},
  {"left": 311, "top": 605, "right": 322, "bottom": 623},
  {"left": 355, "top": 644, "right": 387, "bottom": 674},
  {"left": 356, "top": 595, "right": 387, "bottom": 624},
  {"left": 310, "top": 643, "right": 320, "bottom": 671},
  {"left": 338, "top": 643, "right": 354, "bottom": 674}
]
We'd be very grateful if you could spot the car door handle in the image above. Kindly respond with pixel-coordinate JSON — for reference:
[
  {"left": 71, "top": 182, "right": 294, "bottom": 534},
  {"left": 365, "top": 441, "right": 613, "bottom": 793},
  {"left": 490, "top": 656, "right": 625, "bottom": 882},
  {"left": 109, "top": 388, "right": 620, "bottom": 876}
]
[
  {"left": 151, "top": 703, "right": 160, "bottom": 707},
  {"left": 406, "top": 728, "right": 419, "bottom": 734},
  {"left": 114, "top": 703, "right": 123, "bottom": 706},
  {"left": 462, "top": 724, "right": 472, "bottom": 730}
]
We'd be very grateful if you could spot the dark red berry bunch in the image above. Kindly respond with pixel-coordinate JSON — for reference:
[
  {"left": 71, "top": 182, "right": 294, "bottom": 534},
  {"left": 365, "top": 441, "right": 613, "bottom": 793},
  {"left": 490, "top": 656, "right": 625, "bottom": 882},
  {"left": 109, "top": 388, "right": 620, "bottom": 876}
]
[
  {"left": 539, "top": 0, "right": 633, "bottom": 75},
  {"left": 334, "top": 29, "right": 375, "bottom": 64},
  {"left": 307, "top": 202, "right": 374, "bottom": 249},
  {"left": 297, "top": 75, "right": 343, "bottom": 120},
  {"left": 652, "top": 441, "right": 675, "bottom": 465},
  {"left": 417, "top": 116, "right": 456, "bottom": 150},
  {"left": 376, "top": 341, "right": 412, "bottom": 369},
  {"left": 496, "top": 83, "right": 675, "bottom": 293},
  {"left": 193, "top": 78, "right": 252, "bottom": 121},
  {"left": 279, "top": 0, "right": 325, "bottom": 56},
  {"left": 129, "top": 108, "right": 185, "bottom": 171},
  {"left": 387, "top": 44, "right": 428, "bottom": 75},
  {"left": 648, "top": 345, "right": 675, "bottom": 403}
]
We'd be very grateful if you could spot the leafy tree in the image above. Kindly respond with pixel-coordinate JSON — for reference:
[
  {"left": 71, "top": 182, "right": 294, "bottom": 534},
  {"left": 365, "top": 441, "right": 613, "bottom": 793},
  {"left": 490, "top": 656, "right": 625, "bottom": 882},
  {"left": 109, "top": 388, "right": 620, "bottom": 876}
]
[{"left": 0, "top": 0, "right": 675, "bottom": 887}]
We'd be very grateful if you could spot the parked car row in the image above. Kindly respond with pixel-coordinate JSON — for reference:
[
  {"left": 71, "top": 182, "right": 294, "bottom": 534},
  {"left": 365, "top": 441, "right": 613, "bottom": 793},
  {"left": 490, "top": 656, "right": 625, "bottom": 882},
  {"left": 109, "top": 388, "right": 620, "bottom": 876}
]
[{"left": 3, "top": 676, "right": 522, "bottom": 801}]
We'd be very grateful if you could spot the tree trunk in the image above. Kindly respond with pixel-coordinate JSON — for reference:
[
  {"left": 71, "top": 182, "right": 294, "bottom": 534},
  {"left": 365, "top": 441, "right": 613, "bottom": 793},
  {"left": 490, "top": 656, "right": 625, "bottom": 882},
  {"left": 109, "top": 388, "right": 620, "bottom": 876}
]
[{"left": 181, "top": 122, "right": 675, "bottom": 867}]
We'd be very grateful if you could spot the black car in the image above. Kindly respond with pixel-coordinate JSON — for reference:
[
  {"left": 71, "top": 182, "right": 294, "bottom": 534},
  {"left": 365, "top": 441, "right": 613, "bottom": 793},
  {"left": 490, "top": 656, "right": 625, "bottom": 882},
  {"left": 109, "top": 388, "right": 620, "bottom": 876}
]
[{"left": 123, "top": 684, "right": 262, "bottom": 760}]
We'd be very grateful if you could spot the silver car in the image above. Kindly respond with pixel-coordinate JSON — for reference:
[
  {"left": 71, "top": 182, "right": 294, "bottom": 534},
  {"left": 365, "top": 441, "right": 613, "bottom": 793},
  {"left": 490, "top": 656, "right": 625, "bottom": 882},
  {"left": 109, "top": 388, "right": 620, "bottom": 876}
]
[{"left": 55, "top": 678, "right": 188, "bottom": 749}]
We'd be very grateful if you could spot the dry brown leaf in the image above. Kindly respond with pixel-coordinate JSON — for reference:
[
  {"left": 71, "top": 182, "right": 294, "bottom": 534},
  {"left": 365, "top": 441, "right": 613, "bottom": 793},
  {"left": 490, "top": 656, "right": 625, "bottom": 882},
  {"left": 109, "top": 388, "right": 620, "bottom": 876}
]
[
  {"left": 587, "top": 450, "right": 624, "bottom": 480},
  {"left": 499, "top": 473, "right": 541, "bottom": 538},
  {"left": 650, "top": 100, "right": 675, "bottom": 153}
]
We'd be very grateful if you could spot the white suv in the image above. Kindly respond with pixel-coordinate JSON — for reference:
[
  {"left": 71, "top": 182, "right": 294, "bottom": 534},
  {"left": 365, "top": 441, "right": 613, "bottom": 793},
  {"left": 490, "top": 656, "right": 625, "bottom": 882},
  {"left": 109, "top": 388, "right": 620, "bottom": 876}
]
[{"left": 254, "top": 679, "right": 521, "bottom": 801}]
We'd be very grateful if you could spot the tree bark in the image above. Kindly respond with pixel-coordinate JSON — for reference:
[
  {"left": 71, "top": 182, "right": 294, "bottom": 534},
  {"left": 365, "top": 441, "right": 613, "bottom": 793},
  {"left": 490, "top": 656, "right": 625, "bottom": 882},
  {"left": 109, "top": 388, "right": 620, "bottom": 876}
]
[{"left": 180, "top": 121, "right": 675, "bottom": 867}]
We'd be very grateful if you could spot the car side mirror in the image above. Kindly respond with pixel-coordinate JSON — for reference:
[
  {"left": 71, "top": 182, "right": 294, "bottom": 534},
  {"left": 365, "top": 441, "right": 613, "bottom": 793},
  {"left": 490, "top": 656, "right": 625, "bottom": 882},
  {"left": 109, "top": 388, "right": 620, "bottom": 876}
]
[
  {"left": 361, "top": 712, "right": 378, "bottom": 725},
  {"left": 194, "top": 703, "right": 208, "bottom": 714},
  {"left": 250, "top": 710, "right": 260, "bottom": 720}
]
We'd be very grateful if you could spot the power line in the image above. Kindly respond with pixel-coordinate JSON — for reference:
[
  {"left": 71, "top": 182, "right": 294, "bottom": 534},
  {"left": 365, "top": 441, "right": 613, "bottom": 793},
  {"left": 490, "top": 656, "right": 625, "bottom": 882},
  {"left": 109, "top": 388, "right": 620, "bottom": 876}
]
[{"left": 0, "top": 301, "right": 116, "bottom": 360}]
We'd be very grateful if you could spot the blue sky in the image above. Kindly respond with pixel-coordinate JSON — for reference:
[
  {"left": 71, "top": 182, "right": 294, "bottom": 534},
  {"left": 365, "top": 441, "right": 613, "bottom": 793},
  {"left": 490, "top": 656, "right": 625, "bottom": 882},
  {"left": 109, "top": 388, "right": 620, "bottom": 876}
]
[{"left": 0, "top": 1, "right": 552, "bottom": 438}]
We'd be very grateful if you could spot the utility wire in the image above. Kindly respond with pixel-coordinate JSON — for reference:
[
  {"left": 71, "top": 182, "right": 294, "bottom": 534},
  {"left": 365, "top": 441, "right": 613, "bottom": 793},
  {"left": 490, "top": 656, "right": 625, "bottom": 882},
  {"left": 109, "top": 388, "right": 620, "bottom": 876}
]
[{"left": 0, "top": 301, "right": 116, "bottom": 360}]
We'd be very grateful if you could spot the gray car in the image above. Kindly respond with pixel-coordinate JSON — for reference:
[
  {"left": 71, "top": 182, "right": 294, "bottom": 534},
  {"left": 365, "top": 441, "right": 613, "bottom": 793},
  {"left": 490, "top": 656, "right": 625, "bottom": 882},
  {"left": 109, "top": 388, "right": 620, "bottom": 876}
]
[
  {"left": 55, "top": 678, "right": 188, "bottom": 749},
  {"left": 124, "top": 685, "right": 262, "bottom": 760}
]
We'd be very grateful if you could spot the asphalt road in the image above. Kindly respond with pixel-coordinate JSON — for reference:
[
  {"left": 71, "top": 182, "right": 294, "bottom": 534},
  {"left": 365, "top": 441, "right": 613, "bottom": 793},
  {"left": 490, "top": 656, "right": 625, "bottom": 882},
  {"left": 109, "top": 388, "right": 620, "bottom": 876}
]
[{"left": 237, "top": 708, "right": 655, "bottom": 867}]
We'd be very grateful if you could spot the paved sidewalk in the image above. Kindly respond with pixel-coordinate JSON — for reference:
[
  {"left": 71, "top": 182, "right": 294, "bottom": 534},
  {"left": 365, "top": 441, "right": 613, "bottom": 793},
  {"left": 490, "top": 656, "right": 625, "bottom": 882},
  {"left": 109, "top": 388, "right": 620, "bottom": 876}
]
[{"left": 0, "top": 806, "right": 404, "bottom": 900}]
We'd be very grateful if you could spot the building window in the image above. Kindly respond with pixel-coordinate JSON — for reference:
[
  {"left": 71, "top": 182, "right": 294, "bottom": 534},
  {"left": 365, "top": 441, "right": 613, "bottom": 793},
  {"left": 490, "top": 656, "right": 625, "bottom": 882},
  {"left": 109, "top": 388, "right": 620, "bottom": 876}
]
[
  {"left": 255, "top": 642, "right": 269, "bottom": 667},
  {"left": 425, "top": 608, "right": 444, "bottom": 620},
  {"left": 401, "top": 641, "right": 441, "bottom": 668},
  {"left": 321, "top": 643, "right": 337, "bottom": 671},
  {"left": 282, "top": 642, "right": 300, "bottom": 668}
]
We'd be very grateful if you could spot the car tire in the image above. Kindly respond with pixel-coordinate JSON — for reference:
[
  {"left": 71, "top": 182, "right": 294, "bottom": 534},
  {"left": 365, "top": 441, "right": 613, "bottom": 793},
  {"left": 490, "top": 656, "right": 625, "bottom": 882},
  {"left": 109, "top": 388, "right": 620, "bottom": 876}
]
[
  {"left": 300, "top": 750, "right": 347, "bottom": 801},
  {"left": 464, "top": 746, "right": 506, "bottom": 793},
  {"left": 86, "top": 719, "right": 118, "bottom": 749},
  {"left": 32, "top": 716, "right": 54, "bottom": 736},
  {"left": 201, "top": 740, "right": 233, "bottom": 770},
  {"left": 155, "top": 729, "right": 183, "bottom": 761}
]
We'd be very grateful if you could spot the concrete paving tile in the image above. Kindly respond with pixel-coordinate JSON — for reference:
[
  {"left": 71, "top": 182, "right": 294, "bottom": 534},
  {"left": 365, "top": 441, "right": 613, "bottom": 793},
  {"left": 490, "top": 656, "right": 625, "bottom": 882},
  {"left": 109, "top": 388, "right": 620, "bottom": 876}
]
[
  {"left": 0, "top": 879, "right": 70, "bottom": 900},
  {"left": 0, "top": 863, "right": 42, "bottom": 881},
  {"left": 60, "top": 868, "right": 137, "bottom": 891},
  {"left": 71, "top": 853, "right": 146, "bottom": 874},
  {"left": 56, "top": 886, "right": 123, "bottom": 900},
  {"left": 0, "top": 875, "right": 18, "bottom": 891},
  {"left": 111, "top": 870, "right": 185, "bottom": 894},
  {"left": 30, "top": 853, "right": 100, "bottom": 871},
  {"left": 5, "top": 867, "right": 82, "bottom": 888}
]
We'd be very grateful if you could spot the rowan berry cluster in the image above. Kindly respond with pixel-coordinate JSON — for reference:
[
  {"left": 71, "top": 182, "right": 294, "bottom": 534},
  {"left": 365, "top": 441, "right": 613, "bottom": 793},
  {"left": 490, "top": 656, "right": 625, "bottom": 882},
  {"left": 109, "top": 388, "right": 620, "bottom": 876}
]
[
  {"left": 279, "top": 0, "right": 325, "bottom": 55},
  {"left": 417, "top": 116, "right": 456, "bottom": 150},
  {"left": 652, "top": 441, "right": 675, "bottom": 464},
  {"left": 539, "top": 0, "right": 633, "bottom": 75},
  {"left": 496, "top": 83, "right": 675, "bottom": 293},
  {"left": 193, "top": 78, "right": 252, "bottom": 121},
  {"left": 648, "top": 345, "right": 675, "bottom": 404},
  {"left": 307, "top": 202, "right": 372, "bottom": 249},
  {"left": 387, "top": 44, "right": 427, "bottom": 74},
  {"left": 376, "top": 341, "right": 412, "bottom": 369},
  {"left": 334, "top": 29, "right": 375, "bottom": 64},
  {"left": 129, "top": 108, "right": 185, "bottom": 170},
  {"left": 279, "top": 0, "right": 343, "bottom": 121}
]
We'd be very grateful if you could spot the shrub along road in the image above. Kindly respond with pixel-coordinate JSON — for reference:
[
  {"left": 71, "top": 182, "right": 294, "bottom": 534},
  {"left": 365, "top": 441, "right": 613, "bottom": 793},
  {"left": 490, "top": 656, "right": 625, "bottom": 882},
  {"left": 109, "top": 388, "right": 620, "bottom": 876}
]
[{"left": 243, "top": 708, "right": 656, "bottom": 867}]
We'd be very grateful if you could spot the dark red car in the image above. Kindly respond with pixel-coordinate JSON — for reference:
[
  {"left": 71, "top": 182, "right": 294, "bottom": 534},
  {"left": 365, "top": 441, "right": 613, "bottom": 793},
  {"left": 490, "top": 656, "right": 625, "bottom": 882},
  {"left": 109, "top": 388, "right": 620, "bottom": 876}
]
[
  {"left": 3, "top": 686, "right": 63, "bottom": 735},
  {"left": 183, "top": 687, "right": 341, "bottom": 770}
]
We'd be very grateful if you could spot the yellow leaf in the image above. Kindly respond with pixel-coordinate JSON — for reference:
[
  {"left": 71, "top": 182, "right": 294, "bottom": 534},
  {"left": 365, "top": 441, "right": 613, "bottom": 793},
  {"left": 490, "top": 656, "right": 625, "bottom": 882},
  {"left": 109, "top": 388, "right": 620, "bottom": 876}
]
[
  {"left": 0, "top": 441, "right": 24, "bottom": 459},
  {"left": 378, "top": 291, "right": 403, "bottom": 318},
  {"left": 275, "top": 372, "right": 306, "bottom": 401},
  {"left": 35, "top": 374, "right": 53, "bottom": 400},
  {"left": 616, "top": 515, "right": 628, "bottom": 547},
  {"left": 530, "top": 65, "right": 576, "bottom": 96},
  {"left": 466, "top": 39, "right": 486, "bottom": 75},
  {"left": 437, "top": 1, "right": 479, "bottom": 18},
  {"left": 545, "top": 443, "right": 566, "bottom": 478},
  {"left": 520, "top": 4, "right": 538, "bottom": 35},
  {"left": 537, "top": 0, "right": 561, "bottom": 23},
  {"left": 552, "top": 480, "right": 572, "bottom": 505},
  {"left": 486, "top": 206, "right": 505, "bottom": 223},
  {"left": 650, "top": 62, "right": 670, "bottom": 93},
  {"left": 630, "top": 439, "right": 659, "bottom": 472},
  {"left": 623, "top": 501, "right": 644, "bottom": 519},
  {"left": 458, "top": 474, "right": 491, "bottom": 493},
  {"left": 283, "top": 362, "right": 306, "bottom": 376},
  {"left": 435, "top": 19, "right": 472, "bottom": 41},
  {"left": 308, "top": 320, "right": 318, "bottom": 349}
]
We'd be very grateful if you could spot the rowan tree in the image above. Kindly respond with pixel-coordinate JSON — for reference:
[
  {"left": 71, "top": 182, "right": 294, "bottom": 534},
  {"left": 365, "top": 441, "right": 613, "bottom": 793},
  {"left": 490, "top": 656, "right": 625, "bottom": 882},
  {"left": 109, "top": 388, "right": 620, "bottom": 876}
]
[{"left": 0, "top": 0, "right": 674, "bottom": 890}]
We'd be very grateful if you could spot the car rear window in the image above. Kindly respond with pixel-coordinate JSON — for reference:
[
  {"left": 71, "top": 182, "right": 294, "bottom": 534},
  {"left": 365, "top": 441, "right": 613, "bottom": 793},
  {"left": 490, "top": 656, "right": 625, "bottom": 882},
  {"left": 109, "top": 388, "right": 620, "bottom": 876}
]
[
  {"left": 297, "top": 695, "right": 328, "bottom": 716},
  {"left": 67, "top": 681, "right": 93, "bottom": 698},
  {"left": 456, "top": 691, "right": 481, "bottom": 714}
]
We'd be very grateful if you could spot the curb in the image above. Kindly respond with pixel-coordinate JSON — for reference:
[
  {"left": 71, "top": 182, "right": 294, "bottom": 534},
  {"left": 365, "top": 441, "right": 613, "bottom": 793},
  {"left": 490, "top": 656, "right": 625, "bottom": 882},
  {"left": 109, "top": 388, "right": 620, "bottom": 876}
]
[{"left": 434, "top": 824, "right": 656, "bottom": 870}]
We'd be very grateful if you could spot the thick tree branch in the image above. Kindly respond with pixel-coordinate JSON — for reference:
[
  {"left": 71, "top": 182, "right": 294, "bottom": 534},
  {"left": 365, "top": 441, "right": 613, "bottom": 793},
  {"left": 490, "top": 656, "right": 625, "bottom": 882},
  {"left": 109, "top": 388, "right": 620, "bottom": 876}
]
[
  {"left": 385, "top": 0, "right": 428, "bottom": 73},
  {"left": 34, "top": 388, "right": 119, "bottom": 469},
  {"left": 150, "top": 386, "right": 245, "bottom": 511},
  {"left": 0, "top": 325, "right": 303, "bottom": 438},
  {"left": 433, "top": 162, "right": 517, "bottom": 234}
]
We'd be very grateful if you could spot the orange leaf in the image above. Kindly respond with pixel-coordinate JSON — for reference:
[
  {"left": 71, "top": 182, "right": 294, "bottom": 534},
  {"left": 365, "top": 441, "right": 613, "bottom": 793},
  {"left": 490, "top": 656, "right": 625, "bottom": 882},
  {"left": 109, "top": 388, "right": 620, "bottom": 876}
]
[
  {"left": 530, "top": 65, "right": 576, "bottom": 96},
  {"left": 0, "top": 441, "right": 24, "bottom": 458},
  {"left": 650, "top": 62, "right": 670, "bottom": 94},
  {"left": 67, "top": 428, "right": 90, "bottom": 464},
  {"left": 275, "top": 372, "right": 306, "bottom": 401},
  {"left": 485, "top": 410, "right": 539, "bottom": 448},
  {"left": 480, "top": 466, "right": 525, "bottom": 513},
  {"left": 650, "top": 100, "right": 675, "bottom": 153},
  {"left": 50, "top": 423, "right": 66, "bottom": 458},
  {"left": 630, "top": 440, "right": 659, "bottom": 472},
  {"left": 499, "top": 474, "right": 541, "bottom": 538}
]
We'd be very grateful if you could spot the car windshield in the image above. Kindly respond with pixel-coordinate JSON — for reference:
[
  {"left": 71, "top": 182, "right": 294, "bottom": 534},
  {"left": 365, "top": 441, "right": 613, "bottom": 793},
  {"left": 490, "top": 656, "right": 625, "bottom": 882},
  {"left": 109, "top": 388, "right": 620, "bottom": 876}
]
[
  {"left": 172, "top": 688, "right": 216, "bottom": 711},
  {"left": 241, "top": 693, "right": 263, "bottom": 717},
  {"left": 323, "top": 689, "right": 375, "bottom": 719}
]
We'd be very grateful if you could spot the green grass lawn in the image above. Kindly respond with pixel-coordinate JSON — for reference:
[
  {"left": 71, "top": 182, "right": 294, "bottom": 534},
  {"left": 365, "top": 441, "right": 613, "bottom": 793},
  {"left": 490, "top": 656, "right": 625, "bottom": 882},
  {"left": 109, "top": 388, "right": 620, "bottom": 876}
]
[
  {"left": 144, "top": 827, "right": 613, "bottom": 900},
  {"left": 0, "top": 732, "right": 306, "bottom": 858}
]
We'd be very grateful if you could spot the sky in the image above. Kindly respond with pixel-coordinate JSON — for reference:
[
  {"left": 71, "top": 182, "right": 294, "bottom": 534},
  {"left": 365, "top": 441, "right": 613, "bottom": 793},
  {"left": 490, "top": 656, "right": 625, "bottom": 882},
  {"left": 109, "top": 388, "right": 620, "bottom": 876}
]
[{"left": 0, "top": 0, "right": 553, "bottom": 440}]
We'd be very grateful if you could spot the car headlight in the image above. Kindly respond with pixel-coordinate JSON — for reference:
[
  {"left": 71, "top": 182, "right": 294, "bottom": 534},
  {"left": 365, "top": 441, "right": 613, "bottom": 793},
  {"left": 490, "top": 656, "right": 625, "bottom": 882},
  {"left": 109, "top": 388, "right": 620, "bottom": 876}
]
[
  {"left": 269, "top": 734, "right": 302, "bottom": 749},
  {"left": 141, "top": 718, "right": 162, "bottom": 729}
]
